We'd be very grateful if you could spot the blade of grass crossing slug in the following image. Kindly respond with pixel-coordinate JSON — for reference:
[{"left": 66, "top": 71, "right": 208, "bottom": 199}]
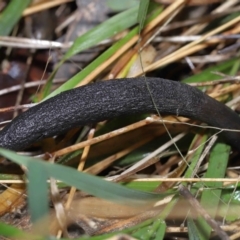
[
  {"left": 44, "top": 6, "right": 163, "bottom": 100},
  {"left": 137, "top": 0, "right": 149, "bottom": 31},
  {"left": 196, "top": 143, "right": 230, "bottom": 239},
  {"left": 27, "top": 161, "right": 49, "bottom": 225},
  {"left": 0, "top": 148, "right": 172, "bottom": 206},
  {"left": 0, "top": 0, "right": 31, "bottom": 36}
]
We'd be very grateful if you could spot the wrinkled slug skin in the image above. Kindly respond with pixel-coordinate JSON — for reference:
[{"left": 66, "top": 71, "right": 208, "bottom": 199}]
[{"left": 0, "top": 77, "right": 240, "bottom": 151}]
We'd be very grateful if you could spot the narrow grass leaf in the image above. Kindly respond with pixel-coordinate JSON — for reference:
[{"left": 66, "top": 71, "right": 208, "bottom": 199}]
[
  {"left": 196, "top": 143, "right": 230, "bottom": 239},
  {"left": 46, "top": 161, "right": 163, "bottom": 204},
  {"left": 183, "top": 58, "right": 238, "bottom": 84},
  {"left": 0, "top": 0, "right": 31, "bottom": 36},
  {"left": 0, "top": 148, "right": 171, "bottom": 206},
  {"left": 218, "top": 199, "right": 240, "bottom": 222},
  {"left": 27, "top": 161, "right": 49, "bottom": 224},
  {"left": 184, "top": 134, "right": 207, "bottom": 179},
  {"left": 229, "top": 57, "right": 240, "bottom": 75},
  {"left": 137, "top": 0, "right": 149, "bottom": 31},
  {"left": 221, "top": 188, "right": 240, "bottom": 204},
  {"left": 106, "top": 0, "right": 139, "bottom": 11},
  {"left": 135, "top": 218, "right": 166, "bottom": 240},
  {"left": 187, "top": 219, "right": 202, "bottom": 240},
  {"left": 0, "top": 222, "right": 39, "bottom": 239},
  {"left": 123, "top": 180, "right": 160, "bottom": 192},
  {"left": 154, "top": 219, "right": 166, "bottom": 240},
  {"left": 132, "top": 226, "right": 150, "bottom": 239},
  {"left": 63, "top": 5, "right": 139, "bottom": 61}
]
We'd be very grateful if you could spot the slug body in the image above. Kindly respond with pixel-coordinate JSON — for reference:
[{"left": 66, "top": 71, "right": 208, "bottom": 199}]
[{"left": 1, "top": 77, "right": 240, "bottom": 151}]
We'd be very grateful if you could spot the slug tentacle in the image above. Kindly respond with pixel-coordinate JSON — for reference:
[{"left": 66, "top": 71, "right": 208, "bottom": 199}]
[{"left": 0, "top": 77, "right": 240, "bottom": 151}]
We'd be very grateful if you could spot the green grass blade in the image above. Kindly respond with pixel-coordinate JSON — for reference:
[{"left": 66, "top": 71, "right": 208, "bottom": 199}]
[
  {"left": 106, "top": 0, "right": 139, "bottom": 11},
  {"left": 0, "top": 148, "right": 172, "bottom": 206},
  {"left": 137, "top": 0, "right": 149, "bottom": 31},
  {"left": 28, "top": 161, "right": 49, "bottom": 224},
  {"left": 0, "top": 0, "right": 31, "bottom": 36},
  {"left": 183, "top": 58, "right": 238, "bottom": 84},
  {"left": 154, "top": 219, "right": 166, "bottom": 240},
  {"left": 184, "top": 134, "right": 208, "bottom": 179},
  {"left": 196, "top": 143, "right": 230, "bottom": 239},
  {"left": 63, "top": 5, "right": 139, "bottom": 61},
  {"left": 140, "top": 218, "right": 166, "bottom": 240},
  {"left": 0, "top": 222, "right": 40, "bottom": 239},
  {"left": 187, "top": 219, "right": 202, "bottom": 240},
  {"left": 123, "top": 180, "right": 160, "bottom": 192}
]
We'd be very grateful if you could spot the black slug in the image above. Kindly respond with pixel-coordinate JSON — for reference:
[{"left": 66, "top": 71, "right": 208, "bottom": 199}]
[{"left": 0, "top": 77, "right": 240, "bottom": 151}]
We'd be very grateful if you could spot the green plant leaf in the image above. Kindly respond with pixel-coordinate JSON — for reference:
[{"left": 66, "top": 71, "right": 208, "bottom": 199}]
[
  {"left": 0, "top": 148, "right": 172, "bottom": 206},
  {"left": 183, "top": 134, "right": 207, "bottom": 179},
  {"left": 106, "top": 0, "right": 139, "bottom": 11},
  {"left": 196, "top": 143, "right": 230, "bottom": 239},
  {"left": 0, "top": 0, "right": 31, "bottom": 36},
  {"left": 28, "top": 161, "right": 49, "bottom": 224},
  {"left": 63, "top": 5, "right": 139, "bottom": 61},
  {"left": 137, "top": 0, "right": 149, "bottom": 31},
  {"left": 187, "top": 219, "right": 203, "bottom": 240},
  {"left": 0, "top": 222, "right": 40, "bottom": 239},
  {"left": 183, "top": 58, "right": 238, "bottom": 84},
  {"left": 154, "top": 219, "right": 166, "bottom": 240}
]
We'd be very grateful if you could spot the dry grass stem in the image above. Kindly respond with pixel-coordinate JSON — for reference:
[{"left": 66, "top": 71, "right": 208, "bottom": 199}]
[{"left": 53, "top": 118, "right": 155, "bottom": 157}]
